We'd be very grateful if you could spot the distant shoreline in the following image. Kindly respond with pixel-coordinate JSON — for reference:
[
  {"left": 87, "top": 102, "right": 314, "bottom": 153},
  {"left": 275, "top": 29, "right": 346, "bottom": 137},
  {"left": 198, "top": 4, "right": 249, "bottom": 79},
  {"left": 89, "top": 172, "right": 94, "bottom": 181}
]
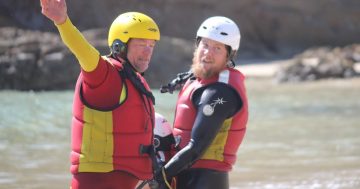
[
  {"left": 236, "top": 60, "right": 286, "bottom": 78},
  {"left": 237, "top": 59, "right": 360, "bottom": 78}
]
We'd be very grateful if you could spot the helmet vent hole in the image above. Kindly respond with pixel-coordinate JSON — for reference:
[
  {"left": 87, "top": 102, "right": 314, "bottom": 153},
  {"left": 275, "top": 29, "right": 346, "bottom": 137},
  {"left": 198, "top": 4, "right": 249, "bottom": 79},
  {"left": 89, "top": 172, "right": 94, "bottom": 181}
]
[
  {"left": 220, "top": 32, "right": 228, "bottom": 36},
  {"left": 123, "top": 31, "right": 128, "bottom": 34},
  {"left": 202, "top": 26, "right": 207, "bottom": 30}
]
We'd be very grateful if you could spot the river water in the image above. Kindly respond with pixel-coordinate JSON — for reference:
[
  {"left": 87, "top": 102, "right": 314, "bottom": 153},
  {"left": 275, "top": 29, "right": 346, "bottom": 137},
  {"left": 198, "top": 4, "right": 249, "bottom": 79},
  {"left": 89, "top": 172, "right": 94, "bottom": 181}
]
[{"left": 0, "top": 78, "right": 359, "bottom": 189}]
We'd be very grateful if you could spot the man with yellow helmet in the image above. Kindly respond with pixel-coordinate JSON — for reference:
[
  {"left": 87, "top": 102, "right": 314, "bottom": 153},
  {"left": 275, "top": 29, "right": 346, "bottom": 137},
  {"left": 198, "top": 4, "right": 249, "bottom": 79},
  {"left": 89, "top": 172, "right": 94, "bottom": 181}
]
[{"left": 40, "top": 0, "right": 160, "bottom": 188}]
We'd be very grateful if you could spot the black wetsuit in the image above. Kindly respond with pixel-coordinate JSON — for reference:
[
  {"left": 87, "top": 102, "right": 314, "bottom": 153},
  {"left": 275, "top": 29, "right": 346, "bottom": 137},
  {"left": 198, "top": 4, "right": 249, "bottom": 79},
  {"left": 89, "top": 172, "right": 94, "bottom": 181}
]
[{"left": 164, "top": 82, "right": 243, "bottom": 189}]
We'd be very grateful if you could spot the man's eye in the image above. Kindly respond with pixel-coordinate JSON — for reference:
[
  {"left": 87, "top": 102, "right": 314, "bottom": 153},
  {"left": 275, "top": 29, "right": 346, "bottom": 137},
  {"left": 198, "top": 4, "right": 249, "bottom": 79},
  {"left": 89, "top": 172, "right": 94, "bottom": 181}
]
[{"left": 201, "top": 43, "right": 208, "bottom": 48}]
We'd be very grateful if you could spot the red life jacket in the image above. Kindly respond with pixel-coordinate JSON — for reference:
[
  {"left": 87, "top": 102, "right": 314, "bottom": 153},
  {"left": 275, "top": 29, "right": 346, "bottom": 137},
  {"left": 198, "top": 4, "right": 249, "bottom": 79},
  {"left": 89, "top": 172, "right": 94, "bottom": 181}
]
[
  {"left": 70, "top": 57, "right": 154, "bottom": 180},
  {"left": 173, "top": 68, "right": 248, "bottom": 172}
]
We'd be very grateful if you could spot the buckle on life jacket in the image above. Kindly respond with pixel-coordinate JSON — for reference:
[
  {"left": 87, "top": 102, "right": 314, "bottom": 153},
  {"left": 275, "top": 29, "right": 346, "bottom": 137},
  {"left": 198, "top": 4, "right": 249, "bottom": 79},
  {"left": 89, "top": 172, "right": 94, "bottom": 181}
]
[
  {"left": 139, "top": 144, "right": 154, "bottom": 156},
  {"left": 174, "top": 135, "right": 181, "bottom": 151},
  {"left": 139, "top": 144, "right": 162, "bottom": 176}
]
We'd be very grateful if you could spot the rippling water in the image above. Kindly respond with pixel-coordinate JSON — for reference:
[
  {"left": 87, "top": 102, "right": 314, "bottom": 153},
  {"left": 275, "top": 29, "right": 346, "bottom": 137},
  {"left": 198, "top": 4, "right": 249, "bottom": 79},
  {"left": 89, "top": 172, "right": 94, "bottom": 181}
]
[{"left": 0, "top": 78, "right": 359, "bottom": 189}]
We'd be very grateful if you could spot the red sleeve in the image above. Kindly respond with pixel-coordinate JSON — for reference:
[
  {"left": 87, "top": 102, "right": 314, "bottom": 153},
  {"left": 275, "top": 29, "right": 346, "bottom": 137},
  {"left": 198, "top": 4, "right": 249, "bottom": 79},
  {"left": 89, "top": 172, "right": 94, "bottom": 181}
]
[
  {"left": 81, "top": 58, "right": 108, "bottom": 88},
  {"left": 80, "top": 57, "right": 123, "bottom": 109}
]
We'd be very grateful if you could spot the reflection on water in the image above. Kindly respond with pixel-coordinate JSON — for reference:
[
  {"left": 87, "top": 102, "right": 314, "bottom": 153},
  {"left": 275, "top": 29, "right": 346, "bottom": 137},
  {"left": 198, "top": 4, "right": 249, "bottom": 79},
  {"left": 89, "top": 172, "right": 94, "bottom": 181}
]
[
  {"left": 0, "top": 78, "right": 359, "bottom": 189},
  {"left": 0, "top": 91, "right": 73, "bottom": 189},
  {"left": 231, "top": 78, "right": 360, "bottom": 189}
]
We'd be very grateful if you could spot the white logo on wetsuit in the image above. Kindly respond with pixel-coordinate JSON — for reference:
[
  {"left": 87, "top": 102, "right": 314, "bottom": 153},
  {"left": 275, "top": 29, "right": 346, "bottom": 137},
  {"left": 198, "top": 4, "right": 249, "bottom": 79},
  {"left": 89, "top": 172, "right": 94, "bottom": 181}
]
[{"left": 202, "top": 97, "right": 226, "bottom": 116}]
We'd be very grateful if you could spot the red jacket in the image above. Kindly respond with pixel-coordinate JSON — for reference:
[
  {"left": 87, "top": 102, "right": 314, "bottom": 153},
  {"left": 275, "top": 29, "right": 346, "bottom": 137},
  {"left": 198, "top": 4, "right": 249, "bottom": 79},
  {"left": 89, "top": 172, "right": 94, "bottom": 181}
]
[
  {"left": 70, "top": 57, "right": 154, "bottom": 179},
  {"left": 173, "top": 68, "right": 248, "bottom": 172}
]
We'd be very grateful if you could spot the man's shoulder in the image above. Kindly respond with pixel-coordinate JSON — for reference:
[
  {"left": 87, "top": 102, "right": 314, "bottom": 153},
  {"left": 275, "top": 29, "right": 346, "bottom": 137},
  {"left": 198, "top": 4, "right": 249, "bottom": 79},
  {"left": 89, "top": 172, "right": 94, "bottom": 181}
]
[
  {"left": 101, "top": 56, "right": 124, "bottom": 70},
  {"left": 227, "top": 67, "right": 245, "bottom": 77}
]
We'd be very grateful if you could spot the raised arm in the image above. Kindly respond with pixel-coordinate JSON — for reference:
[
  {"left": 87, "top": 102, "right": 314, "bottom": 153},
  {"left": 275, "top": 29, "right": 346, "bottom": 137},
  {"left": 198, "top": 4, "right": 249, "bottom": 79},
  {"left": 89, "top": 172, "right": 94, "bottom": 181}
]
[
  {"left": 40, "top": 0, "right": 100, "bottom": 73},
  {"left": 40, "top": 0, "right": 67, "bottom": 25}
]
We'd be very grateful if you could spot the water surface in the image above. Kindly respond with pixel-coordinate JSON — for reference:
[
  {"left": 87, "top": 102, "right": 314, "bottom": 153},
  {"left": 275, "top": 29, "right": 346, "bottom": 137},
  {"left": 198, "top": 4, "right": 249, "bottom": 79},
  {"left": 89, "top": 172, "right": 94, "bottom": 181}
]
[{"left": 0, "top": 78, "right": 359, "bottom": 189}]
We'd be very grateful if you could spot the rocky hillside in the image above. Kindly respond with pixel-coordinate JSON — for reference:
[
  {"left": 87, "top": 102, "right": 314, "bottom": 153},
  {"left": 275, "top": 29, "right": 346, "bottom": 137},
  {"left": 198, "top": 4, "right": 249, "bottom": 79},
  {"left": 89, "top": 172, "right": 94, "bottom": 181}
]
[
  {"left": 2, "top": 0, "right": 359, "bottom": 55},
  {"left": 1, "top": 0, "right": 360, "bottom": 90},
  {"left": 275, "top": 44, "right": 360, "bottom": 83},
  {"left": 0, "top": 26, "right": 193, "bottom": 90}
]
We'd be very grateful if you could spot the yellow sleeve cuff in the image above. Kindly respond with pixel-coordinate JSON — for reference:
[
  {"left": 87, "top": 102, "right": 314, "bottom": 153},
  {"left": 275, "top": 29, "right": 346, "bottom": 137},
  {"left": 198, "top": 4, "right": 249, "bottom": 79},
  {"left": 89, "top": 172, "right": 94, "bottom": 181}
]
[{"left": 56, "top": 17, "right": 100, "bottom": 72}]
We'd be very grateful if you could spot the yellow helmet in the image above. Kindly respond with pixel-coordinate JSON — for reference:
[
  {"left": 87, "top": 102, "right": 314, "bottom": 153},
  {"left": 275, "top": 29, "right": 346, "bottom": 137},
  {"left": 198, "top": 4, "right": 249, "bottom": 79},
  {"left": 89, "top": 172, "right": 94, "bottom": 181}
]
[{"left": 108, "top": 12, "right": 160, "bottom": 47}]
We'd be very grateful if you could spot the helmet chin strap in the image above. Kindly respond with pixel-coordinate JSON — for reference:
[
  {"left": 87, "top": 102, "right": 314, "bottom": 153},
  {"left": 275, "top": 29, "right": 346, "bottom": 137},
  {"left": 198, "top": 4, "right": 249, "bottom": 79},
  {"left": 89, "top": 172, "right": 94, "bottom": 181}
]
[
  {"left": 226, "top": 49, "right": 237, "bottom": 68},
  {"left": 227, "top": 59, "right": 235, "bottom": 68}
]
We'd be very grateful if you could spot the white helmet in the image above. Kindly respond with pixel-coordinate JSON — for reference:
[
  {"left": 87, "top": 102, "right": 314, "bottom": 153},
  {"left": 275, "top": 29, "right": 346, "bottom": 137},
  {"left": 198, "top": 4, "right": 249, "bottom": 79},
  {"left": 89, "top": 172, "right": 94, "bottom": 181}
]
[
  {"left": 154, "top": 112, "right": 174, "bottom": 154},
  {"left": 154, "top": 112, "right": 172, "bottom": 137},
  {"left": 196, "top": 16, "right": 241, "bottom": 52}
]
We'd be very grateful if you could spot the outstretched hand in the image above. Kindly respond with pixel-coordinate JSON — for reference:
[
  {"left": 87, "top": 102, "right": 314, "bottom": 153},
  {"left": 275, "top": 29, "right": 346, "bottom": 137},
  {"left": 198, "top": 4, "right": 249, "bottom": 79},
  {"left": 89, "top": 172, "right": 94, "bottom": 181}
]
[{"left": 40, "top": 0, "right": 68, "bottom": 25}]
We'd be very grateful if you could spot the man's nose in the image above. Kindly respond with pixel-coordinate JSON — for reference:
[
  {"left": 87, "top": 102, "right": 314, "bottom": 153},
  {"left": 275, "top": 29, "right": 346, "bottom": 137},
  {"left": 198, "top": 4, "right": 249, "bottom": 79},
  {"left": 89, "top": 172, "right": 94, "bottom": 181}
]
[
  {"left": 143, "top": 45, "right": 153, "bottom": 54},
  {"left": 203, "top": 48, "right": 214, "bottom": 58}
]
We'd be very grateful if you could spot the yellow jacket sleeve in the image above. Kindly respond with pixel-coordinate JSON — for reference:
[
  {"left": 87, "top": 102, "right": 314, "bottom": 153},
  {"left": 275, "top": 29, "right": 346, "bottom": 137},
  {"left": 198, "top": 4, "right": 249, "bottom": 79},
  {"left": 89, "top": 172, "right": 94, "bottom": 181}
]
[{"left": 56, "top": 17, "right": 100, "bottom": 72}]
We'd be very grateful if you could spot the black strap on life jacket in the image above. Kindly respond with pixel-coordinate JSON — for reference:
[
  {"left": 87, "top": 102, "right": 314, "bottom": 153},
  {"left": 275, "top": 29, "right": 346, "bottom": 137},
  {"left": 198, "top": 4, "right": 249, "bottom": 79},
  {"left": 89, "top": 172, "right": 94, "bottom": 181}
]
[
  {"left": 112, "top": 56, "right": 159, "bottom": 188},
  {"left": 118, "top": 60, "right": 155, "bottom": 105},
  {"left": 119, "top": 61, "right": 155, "bottom": 132},
  {"left": 138, "top": 144, "right": 162, "bottom": 189}
]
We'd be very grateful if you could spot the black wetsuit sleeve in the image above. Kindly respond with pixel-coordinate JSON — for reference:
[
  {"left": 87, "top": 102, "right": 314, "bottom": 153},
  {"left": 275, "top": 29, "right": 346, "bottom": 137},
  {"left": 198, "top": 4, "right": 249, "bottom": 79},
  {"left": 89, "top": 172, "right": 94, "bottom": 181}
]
[{"left": 163, "top": 82, "right": 242, "bottom": 178}]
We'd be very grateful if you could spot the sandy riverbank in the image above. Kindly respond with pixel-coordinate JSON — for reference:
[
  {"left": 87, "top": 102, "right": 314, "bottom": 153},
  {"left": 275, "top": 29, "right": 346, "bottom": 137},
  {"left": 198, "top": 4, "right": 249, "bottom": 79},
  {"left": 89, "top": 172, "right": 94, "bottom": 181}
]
[
  {"left": 236, "top": 59, "right": 360, "bottom": 78},
  {"left": 236, "top": 60, "right": 286, "bottom": 78}
]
